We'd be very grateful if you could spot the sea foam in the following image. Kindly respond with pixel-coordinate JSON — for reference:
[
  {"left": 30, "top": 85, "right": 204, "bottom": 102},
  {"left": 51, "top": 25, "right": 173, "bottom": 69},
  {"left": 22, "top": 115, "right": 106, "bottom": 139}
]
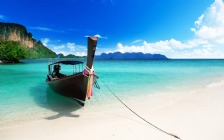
[{"left": 207, "top": 80, "right": 224, "bottom": 88}]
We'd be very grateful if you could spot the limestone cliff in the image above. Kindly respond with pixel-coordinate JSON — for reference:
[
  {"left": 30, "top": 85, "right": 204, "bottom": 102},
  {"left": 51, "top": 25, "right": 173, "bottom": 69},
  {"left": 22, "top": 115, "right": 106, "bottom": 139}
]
[
  {"left": 0, "top": 22, "right": 35, "bottom": 48},
  {"left": 0, "top": 22, "right": 57, "bottom": 60}
]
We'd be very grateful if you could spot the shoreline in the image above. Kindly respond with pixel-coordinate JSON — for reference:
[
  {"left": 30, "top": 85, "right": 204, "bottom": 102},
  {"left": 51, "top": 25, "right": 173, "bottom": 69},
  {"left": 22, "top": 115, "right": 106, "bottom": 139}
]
[
  {"left": 0, "top": 84, "right": 224, "bottom": 140},
  {"left": 0, "top": 59, "right": 20, "bottom": 64}
]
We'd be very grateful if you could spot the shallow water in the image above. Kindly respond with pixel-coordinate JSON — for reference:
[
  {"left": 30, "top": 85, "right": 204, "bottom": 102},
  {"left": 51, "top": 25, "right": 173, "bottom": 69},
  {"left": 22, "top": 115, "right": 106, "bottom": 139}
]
[{"left": 0, "top": 59, "right": 224, "bottom": 127}]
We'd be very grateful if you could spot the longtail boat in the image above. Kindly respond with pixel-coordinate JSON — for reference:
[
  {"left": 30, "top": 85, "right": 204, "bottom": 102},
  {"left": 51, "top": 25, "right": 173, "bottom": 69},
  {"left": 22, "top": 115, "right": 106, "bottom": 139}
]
[{"left": 46, "top": 37, "right": 99, "bottom": 106}]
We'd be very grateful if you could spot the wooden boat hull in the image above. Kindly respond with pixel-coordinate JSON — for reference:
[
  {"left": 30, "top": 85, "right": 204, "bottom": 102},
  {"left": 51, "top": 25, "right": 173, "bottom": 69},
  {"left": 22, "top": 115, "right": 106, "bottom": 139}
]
[
  {"left": 46, "top": 73, "right": 88, "bottom": 106},
  {"left": 46, "top": 37, "right": 98, "bottom": 106}
]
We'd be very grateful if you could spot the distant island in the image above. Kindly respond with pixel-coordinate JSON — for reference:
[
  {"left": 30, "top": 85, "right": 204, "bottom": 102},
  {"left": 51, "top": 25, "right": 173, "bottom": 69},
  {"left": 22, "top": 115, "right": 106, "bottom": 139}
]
[
  {"left": 95, "top": 52, "right": 168, "bottom": 60},
  {"left": 57, "top": 53, "right": 85, "bottom": 59}
]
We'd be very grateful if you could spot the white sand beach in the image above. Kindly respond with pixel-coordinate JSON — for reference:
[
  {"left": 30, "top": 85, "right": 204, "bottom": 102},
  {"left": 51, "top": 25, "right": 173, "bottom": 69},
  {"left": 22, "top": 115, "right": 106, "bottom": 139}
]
[{"left": 0, "top": 84, "right": 224, "bottom": 140}]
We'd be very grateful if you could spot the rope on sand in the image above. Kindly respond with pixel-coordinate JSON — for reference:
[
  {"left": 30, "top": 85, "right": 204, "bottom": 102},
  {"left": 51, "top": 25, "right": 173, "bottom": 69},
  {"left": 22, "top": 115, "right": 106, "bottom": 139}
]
[{"left": 102, "top": 80, "right": 182, "bottom": 140}]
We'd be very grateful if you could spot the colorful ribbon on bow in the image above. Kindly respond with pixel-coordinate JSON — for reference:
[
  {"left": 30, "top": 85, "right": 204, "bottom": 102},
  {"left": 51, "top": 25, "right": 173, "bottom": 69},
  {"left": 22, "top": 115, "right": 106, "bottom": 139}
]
[{"left": 83, "top": 66, "right": 94, "bottom": 99}]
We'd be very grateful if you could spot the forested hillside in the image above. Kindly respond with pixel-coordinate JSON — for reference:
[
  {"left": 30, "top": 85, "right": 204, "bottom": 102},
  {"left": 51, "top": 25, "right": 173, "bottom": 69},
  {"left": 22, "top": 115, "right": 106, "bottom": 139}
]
[{"left": 0, "top": 22, "right": 57, "bottom": 63}]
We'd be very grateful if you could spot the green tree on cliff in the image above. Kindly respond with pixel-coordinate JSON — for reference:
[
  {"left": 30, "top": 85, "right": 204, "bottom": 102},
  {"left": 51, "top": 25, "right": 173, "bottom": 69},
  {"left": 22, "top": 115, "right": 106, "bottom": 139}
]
[
  {"left": 0, "top": 41, "right": 27, "bottom": 62},
  {"left": 0, "top": 22, "right": 57, "bottom": 62}
]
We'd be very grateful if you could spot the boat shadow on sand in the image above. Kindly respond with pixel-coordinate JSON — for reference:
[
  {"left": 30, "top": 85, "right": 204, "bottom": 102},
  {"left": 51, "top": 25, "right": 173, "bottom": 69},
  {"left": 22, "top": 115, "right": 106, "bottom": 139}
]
[{"left": 30, "top": 84, "right": 82, "bottom": 120}]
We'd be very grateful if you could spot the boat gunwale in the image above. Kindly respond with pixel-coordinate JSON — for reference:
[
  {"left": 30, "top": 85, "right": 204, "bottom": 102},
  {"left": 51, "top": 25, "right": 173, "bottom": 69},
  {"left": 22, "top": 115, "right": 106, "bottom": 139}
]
[{"left": 46, "top": 72, "right": 83, "bottom": 83}]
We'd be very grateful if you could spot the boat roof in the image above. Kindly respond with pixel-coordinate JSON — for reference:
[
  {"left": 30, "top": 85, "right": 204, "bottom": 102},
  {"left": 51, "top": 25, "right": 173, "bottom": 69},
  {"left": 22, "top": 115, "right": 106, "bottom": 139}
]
[{"left": 49, "top": 60, "right": 84, "bottom": 66}]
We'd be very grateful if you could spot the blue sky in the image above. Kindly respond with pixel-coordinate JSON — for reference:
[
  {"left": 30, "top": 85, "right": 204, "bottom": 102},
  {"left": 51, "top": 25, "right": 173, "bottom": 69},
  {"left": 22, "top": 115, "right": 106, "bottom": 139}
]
[{"left": 1, "top": 0, "right": 224, "bottom": 58}]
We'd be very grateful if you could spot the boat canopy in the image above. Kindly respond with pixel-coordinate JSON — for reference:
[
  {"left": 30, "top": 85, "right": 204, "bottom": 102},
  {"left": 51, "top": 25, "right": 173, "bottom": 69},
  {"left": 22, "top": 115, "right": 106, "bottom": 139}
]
[
  {"left": 48, "top": 60, "right": 84, "bottom": 75},
  {"left": 48, "top": 60, "right": 84, "bottom": 66}
]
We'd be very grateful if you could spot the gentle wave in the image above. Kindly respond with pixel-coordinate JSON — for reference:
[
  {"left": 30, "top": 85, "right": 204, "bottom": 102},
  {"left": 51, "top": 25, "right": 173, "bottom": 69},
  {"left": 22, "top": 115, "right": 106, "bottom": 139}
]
[{"left": 207, "top": 80, "right": 224, "bottom": 88}]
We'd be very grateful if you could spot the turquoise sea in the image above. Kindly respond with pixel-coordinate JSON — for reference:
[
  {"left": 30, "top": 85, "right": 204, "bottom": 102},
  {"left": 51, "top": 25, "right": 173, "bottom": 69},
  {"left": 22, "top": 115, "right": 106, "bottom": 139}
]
[{"left": 1, "top": 59, "right": 224, "bottom": 127}]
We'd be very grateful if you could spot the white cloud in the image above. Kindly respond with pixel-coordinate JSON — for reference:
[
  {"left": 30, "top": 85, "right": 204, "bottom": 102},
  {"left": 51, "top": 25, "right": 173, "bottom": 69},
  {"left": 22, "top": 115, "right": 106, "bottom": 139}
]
[
  {"left": 184, "top": 48, "right": 224, "bottom": 58},
  {"left": 29, "top": 26, "right": 63, "bottom": 33},
  {"left": 48, "top": 41, "right": 87, "bottom": 56},
  {"left": 132, "top": 39, "right": 143, "bottom": 44},
  {"left": 85, "top": 34, "right": 108, "bottom": 39},
  {"left": 115, "top": 39, "right": 192, "bottom": 54},
  {"left": 107, "top": 0, "right": 224, "bottom": 58},
  {"left": 191, "top": 0, "right": 224, "bottom": 44},
  {"left": 67, "top": 42, "right": 76, "bottom": 51},
  {"left": 94, "top": 34, "right": 108, "bottom": 39},
  {"left": 29, "top": 27, "right": 54, "bottom": 31},
  {"left": 114, "top": 37, "right": 224, "bottom": 58},
  {"left": 41, "top": 38, "right": 50, "bottom": 46},
  {"left": 75, "top": 52, "right": 86, "bottom": 56},
  {"left": 54, "top": 45, "right": 65, "bottom": 50},
  {"left": 0, "top": 14, "right": 5, "bottom": 20}
]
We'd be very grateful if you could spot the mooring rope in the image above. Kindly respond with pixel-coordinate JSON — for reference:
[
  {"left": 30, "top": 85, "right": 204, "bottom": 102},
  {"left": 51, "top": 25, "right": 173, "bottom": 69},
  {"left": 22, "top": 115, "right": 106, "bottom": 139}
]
[{"left": 101, "top": 80, "right": 182, "bottom": 140}]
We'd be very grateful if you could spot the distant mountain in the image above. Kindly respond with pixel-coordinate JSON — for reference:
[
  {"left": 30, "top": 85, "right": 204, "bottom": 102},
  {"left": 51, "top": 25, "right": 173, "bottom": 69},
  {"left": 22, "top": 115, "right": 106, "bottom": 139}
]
[
  {"left": 0, "top": 22, "right": 57, "bottom": 62},
  {"left": 57, "top": 53, "right": 86, "bottom": 58},
  {"left": 95, "top": 52, "right": 168, "bottom": 60}
]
